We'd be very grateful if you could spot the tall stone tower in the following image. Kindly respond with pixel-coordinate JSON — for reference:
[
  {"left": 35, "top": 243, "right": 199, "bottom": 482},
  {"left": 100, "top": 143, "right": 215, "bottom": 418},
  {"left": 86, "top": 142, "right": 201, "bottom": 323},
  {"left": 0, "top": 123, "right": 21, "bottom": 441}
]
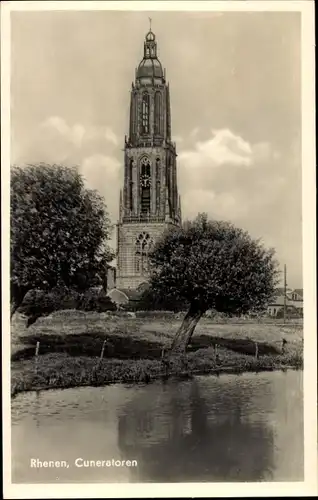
[{"left": 116, "top": 27, "right": 182, "bottom": 290}]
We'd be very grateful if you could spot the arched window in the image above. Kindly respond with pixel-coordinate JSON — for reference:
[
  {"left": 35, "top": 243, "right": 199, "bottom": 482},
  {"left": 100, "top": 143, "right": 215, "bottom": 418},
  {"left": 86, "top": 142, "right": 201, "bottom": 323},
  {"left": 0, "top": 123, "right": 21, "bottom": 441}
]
[
  {"left": 156, "top": 158, "right": 161, "bottom": 212},
  {"left": 141, "top": 93, "right": 150, "bottom": 135},
  {"left": 154, "top": 92, "right": 162, "bottom": 135},
  {"left": 128, "top": 158, "right": 134, "bottom": 212},
  {"left": 140, "top": 157, "right": 151, "bottom": 214},
  {"left": 141, "top": 157, "right": 151, "bottom": 177},
  {"left": 135, "top": 232, "right": 154, "bottom": 275}
]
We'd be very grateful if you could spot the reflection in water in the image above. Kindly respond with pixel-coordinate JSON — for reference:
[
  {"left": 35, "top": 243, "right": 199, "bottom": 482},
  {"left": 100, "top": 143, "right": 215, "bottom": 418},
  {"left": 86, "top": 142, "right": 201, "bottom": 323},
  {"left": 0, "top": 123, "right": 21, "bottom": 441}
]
[
  {"left": 117, "top": 376, "right": 276, "bottom": 482},
  {"left": 11, "top": 370, "right": 303, "bottom": 483}
]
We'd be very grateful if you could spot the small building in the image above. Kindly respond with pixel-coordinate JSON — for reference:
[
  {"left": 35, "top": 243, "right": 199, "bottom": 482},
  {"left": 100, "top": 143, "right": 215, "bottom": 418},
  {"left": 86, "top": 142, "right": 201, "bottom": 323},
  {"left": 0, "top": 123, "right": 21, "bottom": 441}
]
[
  {"left": 267, "top": 288, "right": 303, "bottom": 317},
  {"left": 289, "top": 288, "right": 303, "bottom": 303},
  {"left": 107, "top": 287, "right": 143, "bottom": 309}
]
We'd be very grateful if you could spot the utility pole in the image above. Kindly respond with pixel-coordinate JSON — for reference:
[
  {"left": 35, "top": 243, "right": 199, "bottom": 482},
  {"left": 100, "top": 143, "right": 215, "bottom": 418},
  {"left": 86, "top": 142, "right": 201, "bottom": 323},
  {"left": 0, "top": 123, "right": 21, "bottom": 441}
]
[{"left": 283, "top": 264, "right": 287, "bottom": 324}]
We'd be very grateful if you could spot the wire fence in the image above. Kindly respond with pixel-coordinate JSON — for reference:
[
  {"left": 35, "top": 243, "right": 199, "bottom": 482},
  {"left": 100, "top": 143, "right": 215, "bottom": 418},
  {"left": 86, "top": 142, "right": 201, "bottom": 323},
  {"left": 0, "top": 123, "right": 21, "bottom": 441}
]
[{"left": 33, "top": 334, "right": 303, "bottom": 376}]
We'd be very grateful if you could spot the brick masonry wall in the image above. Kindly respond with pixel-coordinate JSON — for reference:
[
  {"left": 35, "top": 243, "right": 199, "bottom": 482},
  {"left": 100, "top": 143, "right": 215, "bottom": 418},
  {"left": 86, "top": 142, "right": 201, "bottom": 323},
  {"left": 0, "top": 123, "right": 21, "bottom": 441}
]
[{"left": 116, "top": 221, "right": 171, "bottom": 290}]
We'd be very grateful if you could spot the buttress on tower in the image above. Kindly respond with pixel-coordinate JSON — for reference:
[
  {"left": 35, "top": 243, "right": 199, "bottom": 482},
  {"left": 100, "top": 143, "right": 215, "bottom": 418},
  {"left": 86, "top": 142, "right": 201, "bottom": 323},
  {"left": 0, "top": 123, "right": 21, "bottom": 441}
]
[{"left": 116, "top": 27, "right": 182, "bottom": 290}]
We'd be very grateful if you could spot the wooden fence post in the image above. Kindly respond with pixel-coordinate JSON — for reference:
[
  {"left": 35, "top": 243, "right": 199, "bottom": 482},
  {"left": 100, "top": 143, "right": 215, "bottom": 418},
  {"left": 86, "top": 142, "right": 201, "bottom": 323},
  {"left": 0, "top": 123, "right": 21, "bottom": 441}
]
[
  {"left": 35, "top": 341, "right": 40, "bottom": 373},
  {"left": 100, "top": 340, "right": 107, "bottom": 360},
  {"left": 214, "top": 343, "right": 219, "bottom": 364}
]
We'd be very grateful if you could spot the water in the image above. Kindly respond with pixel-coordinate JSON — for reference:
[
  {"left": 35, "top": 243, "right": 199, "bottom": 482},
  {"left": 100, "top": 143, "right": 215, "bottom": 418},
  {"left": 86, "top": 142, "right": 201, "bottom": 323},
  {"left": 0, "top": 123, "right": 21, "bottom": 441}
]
[{"left": 11, "top": 370, "right": 303, "bottom": 483}]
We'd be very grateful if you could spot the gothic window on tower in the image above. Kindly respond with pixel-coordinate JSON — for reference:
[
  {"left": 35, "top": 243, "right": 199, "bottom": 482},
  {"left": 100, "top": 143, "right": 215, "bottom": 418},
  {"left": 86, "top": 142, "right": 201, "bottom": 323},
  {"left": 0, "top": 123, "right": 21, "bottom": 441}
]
[
  {"left": 141, "top": 157, "right": 151, "bottom": 178},
  {"left": 129, "top": 158, "right": 134, "bottom": 212},
  {"left": 140, "top": 157, "right": 151, "bottom": 215},
  {"left": 156, "top": 158, "right": 160, "bottom": 181},
  {"left": 154, "top": 92, "right": 162, "bottom": 135},
  {"left": 135, "top": 232, "right": 153, "bottom": 275},
  {"left": 141, "top": 93, "right": 150, "bottom": 135}
]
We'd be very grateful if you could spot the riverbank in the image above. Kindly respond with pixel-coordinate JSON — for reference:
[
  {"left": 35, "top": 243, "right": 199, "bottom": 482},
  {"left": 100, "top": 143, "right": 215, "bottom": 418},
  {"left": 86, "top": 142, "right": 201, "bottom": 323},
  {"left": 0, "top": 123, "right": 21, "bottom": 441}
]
[
  {"left": 11, "top": 311, "right": 303, "bottom": 396},
  {"left": 11, "top": 350, "right": 303, "bottom": 397}
]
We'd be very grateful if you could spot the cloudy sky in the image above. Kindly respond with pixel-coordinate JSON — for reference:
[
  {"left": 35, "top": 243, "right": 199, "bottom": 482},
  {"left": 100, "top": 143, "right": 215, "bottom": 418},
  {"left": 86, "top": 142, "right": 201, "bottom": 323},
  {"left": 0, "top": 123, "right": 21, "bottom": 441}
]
[{"left": 11, "top": 10, "right": 302, "bottom": 287}]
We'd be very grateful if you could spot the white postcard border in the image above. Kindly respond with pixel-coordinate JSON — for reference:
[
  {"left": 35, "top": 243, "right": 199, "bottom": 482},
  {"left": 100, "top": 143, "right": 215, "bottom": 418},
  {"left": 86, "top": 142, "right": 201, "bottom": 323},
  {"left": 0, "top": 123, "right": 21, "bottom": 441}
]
[{"left": 1, "top": 1, "right": 316, "bottom": 498}]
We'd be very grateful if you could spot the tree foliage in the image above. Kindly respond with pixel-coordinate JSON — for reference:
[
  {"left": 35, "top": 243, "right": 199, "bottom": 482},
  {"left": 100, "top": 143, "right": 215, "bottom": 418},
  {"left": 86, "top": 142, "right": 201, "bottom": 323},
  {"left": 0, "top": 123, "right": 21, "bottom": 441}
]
[
  {"left": 134, "top": 286, "right": 188, "bottom": 312},
  {"left": 11, "top": 163, "right": 114, "bottom": 316},
  {"left": 18, "top": 286, "right": 117, "bottom": 327},
  {"left": 149, "top": 213, "right": 279, "bottom": 352}
]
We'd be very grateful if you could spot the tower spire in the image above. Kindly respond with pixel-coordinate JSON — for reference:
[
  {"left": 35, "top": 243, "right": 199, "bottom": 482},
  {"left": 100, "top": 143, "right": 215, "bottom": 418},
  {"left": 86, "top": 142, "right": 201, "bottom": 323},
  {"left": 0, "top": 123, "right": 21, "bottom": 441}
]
[{"left": 143, "top": 22, "right": 157, "bottom": 59}]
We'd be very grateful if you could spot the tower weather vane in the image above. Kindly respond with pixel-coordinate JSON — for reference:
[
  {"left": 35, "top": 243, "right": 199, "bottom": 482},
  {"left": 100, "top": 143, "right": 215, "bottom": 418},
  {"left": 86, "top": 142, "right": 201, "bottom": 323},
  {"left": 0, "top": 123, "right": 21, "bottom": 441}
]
[{"left": 149, "top": 17, "right": 152, "bottom": 31}]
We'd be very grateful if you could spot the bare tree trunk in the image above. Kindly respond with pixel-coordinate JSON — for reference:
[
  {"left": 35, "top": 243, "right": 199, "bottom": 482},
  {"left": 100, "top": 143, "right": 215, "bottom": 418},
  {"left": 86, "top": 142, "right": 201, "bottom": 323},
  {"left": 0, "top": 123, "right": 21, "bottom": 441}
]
[{"left": 170, "top": 303, "right": 205, "bottom": 354}]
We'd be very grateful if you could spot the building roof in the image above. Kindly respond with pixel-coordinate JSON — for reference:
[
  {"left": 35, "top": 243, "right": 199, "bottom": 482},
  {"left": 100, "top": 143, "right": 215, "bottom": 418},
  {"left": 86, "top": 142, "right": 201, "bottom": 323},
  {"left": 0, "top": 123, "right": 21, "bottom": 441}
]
[
  {"left": 107, "top": 288, "right": 143, "bottom": 302},
  {"left": 137, "top": 57, "right": 163, "bottom": 79},
  {"left": 268, "top": 287, "right": 304, "bottom": 306},
  {"left": 145, "top": 30, "right": 155, "bottom": 42},
  {"left": 274, "top": 287, "right": 292, "bottom": 296},
  {"left": 136, "top": 29, "right": 164, "bottom": 81}
]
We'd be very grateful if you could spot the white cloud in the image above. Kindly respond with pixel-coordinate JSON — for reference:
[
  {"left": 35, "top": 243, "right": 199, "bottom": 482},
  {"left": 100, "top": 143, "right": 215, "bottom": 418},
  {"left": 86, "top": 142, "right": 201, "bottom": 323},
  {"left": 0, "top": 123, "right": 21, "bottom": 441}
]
[
  {"left": 40, "top": 116, "right": 118, "bottom": 150},
  {"left": 179, "top": 129, "right": 255, "bottom": 169},
  {"left": 105, "top": 127, "right": 119, "bottom": 146},
  {"left": 80, "top": 154, "right": 122, "bottom": 250},
  {"left": 80, "top": 155, "right": 121, "bottom": 218},
  {"left": 14, "top": 116, "right": 119, "bottom": 167},
  {"left": 177, "top": 129, "right": 303, "bottom": 287},
  {"left": 177, "top": 128, "right": 292, "bottom": 257},
  {"left": 81, "top": 154, "right": 121, "bottom": 188},
  {"left": 72, "top": 124, "right": 86, "bottom": 148},
  {"left": 180, "top": 129, "right": 278, "bottom": 172},
  {"left": 42, "top": 116, "right": 70, "bottom": 137}
]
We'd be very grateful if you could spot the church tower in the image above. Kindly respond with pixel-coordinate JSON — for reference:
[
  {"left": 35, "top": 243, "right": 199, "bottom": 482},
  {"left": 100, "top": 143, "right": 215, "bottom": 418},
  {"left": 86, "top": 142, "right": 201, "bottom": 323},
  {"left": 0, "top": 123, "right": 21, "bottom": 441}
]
[{"left": 116, "top": 26, "right": 182, "bottom": 290}]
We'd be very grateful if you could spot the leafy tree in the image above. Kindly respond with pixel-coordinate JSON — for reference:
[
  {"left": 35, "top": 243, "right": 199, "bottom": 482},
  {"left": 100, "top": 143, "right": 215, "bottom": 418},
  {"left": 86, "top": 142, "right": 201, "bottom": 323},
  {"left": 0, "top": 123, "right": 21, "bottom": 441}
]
[
  {"left": 10, "top": 163, "right": 114, "bottom": 317},
  {"left": 149, "top": 213, "right": 279, "bottom": 353}
]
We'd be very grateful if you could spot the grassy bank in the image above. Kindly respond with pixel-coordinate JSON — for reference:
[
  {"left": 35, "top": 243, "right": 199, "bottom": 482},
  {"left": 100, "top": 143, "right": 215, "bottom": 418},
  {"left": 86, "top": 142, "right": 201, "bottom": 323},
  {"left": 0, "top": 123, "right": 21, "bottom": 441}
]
[{"left": 11, "top": 311, "right": 303, "bottom": 396}]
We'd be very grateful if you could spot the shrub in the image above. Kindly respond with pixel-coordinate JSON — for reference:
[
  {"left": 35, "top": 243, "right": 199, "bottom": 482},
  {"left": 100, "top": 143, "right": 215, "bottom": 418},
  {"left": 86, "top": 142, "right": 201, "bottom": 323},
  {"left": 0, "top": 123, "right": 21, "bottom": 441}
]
[
  {"left": 18, "top": 286, "right": 116, "bottom": 324},
  {"left": 77, "top": 289, "right": 117, "bottom": 313}
]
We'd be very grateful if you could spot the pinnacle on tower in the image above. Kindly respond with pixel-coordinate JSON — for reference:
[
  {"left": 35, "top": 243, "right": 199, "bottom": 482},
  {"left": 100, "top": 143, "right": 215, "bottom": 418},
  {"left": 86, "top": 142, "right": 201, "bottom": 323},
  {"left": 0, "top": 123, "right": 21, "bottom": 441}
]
[{"left": 119, "top": 189, "right": 123, "bottom": 222}]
